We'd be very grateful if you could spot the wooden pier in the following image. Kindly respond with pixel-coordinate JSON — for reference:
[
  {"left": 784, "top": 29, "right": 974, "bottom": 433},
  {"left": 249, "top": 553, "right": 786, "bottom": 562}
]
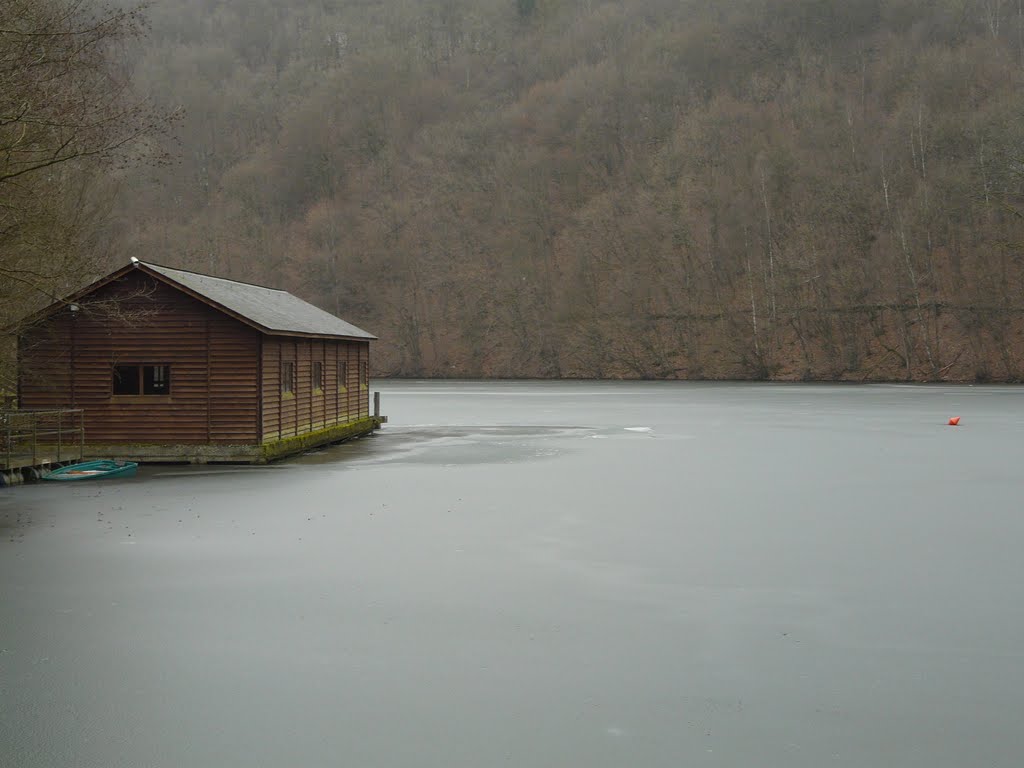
[{"left": 1, "top": 409, "right": 85, "bottom": 477}]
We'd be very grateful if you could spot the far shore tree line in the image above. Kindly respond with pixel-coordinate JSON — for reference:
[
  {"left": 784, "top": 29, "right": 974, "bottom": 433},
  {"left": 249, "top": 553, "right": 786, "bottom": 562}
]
[{"left": 4, "top": 0, "right": 1024, "bottom": 386}]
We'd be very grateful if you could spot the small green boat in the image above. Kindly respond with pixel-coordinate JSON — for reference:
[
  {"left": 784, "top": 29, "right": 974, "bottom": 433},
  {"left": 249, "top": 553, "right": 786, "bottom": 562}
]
[{"left": 43, "top": 459, "right": 138, "bottom": 481}]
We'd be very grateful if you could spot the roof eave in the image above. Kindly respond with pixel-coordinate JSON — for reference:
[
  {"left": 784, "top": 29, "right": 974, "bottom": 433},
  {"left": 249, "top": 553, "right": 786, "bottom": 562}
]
[{"left": 260, "top": 329, "right": 378, "bottom": 342}]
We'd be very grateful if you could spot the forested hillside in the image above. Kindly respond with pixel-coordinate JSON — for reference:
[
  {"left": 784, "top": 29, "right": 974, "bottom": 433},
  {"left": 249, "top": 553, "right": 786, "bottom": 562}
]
[{"left": 112, "top": 0, "right": 1024, "bottom": 379}]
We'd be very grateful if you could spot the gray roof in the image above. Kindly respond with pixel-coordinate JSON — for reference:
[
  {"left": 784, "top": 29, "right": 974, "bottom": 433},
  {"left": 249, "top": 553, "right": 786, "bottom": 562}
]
[{"left": 142, "top": 262, "right": 376, "bottom": 340}]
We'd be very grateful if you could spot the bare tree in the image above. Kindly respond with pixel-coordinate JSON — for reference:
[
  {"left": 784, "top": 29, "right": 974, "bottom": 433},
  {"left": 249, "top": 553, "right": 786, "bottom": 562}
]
[
  {"left": 0, "top": 0, "right": 174, "bottom": 391},
  {"left": 0, "top": 0, "right": 173, "bottom": 317}
]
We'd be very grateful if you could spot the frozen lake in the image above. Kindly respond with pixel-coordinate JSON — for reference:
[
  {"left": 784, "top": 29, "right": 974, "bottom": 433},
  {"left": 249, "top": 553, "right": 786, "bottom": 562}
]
[{"left": 2, "top": 381, "right": 1024, "bottom": 767}]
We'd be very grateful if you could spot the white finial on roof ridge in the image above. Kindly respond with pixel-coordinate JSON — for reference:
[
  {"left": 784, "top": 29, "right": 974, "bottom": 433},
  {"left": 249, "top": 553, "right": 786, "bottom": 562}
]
[{"left": 130, "top": 256, "right": 140, "bottom": 265}]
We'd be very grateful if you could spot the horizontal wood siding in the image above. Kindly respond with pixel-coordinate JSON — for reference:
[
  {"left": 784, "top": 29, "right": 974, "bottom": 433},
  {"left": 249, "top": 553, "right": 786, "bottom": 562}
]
[
  {"left": 18, "top": 318, "right": 72, "bottom": 406},
  {"left": 19, "top": 269, "right": 372, "bottom": 450},
  {"left": 209, "top": 318, "right": 260, "bottom": 444},
  {"left": 260, "top": 337, "right": 371, "bottom": 441},
  {"left": 18, "top": 271, "right": 259, "bottom": 444}
]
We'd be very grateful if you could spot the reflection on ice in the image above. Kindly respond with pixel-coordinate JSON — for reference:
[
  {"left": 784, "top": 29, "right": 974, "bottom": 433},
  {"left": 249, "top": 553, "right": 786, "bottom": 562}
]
[{"left": 298, "top": 424, "right": 593, "bottom": 467}]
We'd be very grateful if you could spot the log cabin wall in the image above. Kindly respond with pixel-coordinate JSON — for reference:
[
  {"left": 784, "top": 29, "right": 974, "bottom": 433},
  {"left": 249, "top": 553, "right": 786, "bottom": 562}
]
[
  {"left": 260, "top": 337, "right": 370, "bottom": 441},
  {"left": 208, "top": 315, "right": 261, "bottom": 444},
  {"left": 18, "top": 271, "right": 261, "bottom": 444},
  {"left": 17, "top": 315, "right": 72, "bottom": 407}
]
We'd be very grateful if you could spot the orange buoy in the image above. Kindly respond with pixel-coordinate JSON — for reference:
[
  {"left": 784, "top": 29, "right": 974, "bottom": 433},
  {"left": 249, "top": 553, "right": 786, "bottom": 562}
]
[{"left": 948, "top": 416, "right": 961, "bottom": 426}]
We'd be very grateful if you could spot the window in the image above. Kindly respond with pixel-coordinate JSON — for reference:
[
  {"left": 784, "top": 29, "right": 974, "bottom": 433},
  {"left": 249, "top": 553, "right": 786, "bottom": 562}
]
[
  {"left": 113, "top": 365, "right": 140, "bottom": 395},
  {"left": 338, "top": 361, "right": 348, "bottom": 391},
  {"left": 145, "top": 365, "right": 171, "bottom": 394},
  {"left": 281, "top": 361, "right": 295, "bottom": 394},
  {"left": 312, "top": 361, "right": 323, "bottom": 392},
  {"left": 361, "top": 361, "right": 369, "bottom": 389},
  {"left": 112, "top": 365, "right": 171, "bottom": 396}
]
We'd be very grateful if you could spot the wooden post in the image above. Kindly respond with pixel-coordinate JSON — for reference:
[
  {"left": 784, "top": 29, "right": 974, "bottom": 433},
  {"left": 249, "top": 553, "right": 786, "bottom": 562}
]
[
  {"left": 373, "top": 391, "right": 380, "bottom": 418},
  {"left": 57, "top": 412, "right": 62, "bottom": 463},
  {"left": 79, "top": 410, "right": 85, "bottom": 460},
  {"left": 30, "top": 411, "right": 37, "bottom": 465}
]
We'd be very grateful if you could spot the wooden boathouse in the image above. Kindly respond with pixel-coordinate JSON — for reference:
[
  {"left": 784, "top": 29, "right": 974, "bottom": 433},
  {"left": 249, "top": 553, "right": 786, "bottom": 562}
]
[{"left": 14, "top": 260, "right": 385, "bottom": 463}]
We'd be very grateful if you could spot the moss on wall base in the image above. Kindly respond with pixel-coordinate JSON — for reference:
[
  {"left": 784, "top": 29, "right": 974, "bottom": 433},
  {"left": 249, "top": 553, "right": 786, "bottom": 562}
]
[
  {"left": 83, "top": 416, "right": 385, "bottom": 464},
  {"left": 258, "top": 417, "right": 383, "bottom": 463}
]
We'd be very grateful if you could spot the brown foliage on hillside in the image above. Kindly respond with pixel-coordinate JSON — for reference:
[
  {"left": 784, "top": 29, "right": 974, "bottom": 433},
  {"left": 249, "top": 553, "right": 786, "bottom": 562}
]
[{"left": 113, "top": 0, "right": 1024, "bottom": 379}]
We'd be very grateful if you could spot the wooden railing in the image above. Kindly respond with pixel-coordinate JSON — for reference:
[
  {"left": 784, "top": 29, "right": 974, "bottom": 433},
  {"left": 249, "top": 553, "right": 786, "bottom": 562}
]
[{"left": 0, "top": 409, "right": 85, "bottom": 470}]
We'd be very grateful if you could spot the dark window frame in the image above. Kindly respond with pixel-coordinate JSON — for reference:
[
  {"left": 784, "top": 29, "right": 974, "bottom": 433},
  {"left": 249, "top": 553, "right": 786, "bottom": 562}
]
[
  {"left": 281, "top": 361, "right": 295, "bottom": 394},
  {"left": 338, "top": 361, "right": 348, "bottom": 391},
  {"left": 112, "top": 364, "right": 172, "bottom": 396},
  {"left": 312, "top": 361, "right": 323, "bottom": 392}
]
